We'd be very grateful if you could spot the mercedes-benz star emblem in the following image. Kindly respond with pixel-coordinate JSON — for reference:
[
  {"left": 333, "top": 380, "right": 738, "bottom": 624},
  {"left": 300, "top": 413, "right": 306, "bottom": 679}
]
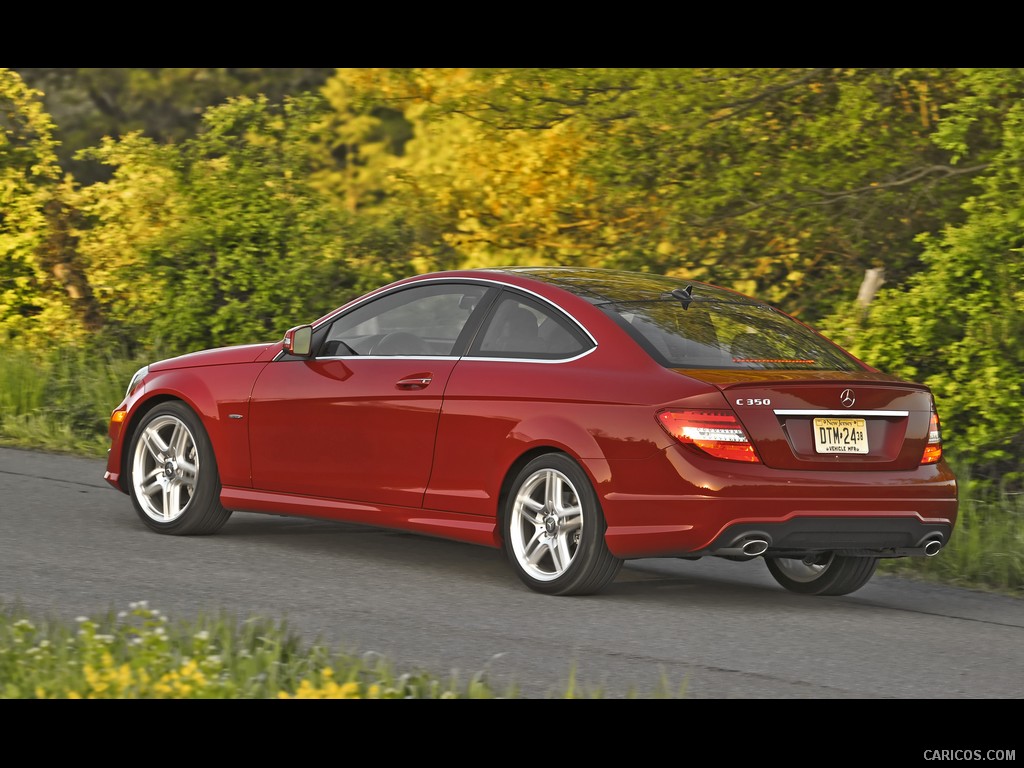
[{"left": 840, "top": 388, "right": 856, "bottom": 408}]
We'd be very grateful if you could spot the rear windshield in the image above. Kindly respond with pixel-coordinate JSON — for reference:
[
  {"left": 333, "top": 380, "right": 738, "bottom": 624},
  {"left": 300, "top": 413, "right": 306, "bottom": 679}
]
[{"left": 601, "top": 300, "right": 862, "bottom": 371}]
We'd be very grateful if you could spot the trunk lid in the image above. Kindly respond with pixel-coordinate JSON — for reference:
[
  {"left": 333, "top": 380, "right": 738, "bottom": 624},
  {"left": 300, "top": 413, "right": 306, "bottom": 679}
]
[{"left": 678, "top": 369, "right": 934, "bottom": 470}]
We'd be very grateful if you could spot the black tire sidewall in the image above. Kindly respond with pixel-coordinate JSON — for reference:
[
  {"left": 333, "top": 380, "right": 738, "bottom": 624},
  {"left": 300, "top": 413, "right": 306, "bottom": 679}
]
[{"left": 765, "top": 554, "right": 879, "bottom": 596}]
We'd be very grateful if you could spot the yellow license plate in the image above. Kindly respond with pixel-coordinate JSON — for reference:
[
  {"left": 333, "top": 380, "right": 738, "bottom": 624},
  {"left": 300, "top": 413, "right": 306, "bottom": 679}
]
[{"left": 813, "top": 417, "right": 868, "bottom": 454}]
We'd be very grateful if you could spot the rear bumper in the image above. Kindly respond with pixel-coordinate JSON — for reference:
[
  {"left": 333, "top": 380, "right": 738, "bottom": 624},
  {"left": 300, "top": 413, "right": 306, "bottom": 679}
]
[
  {"left": 695, "top": 514, "right": 952, "bottom": 559},
  {"left": 596, "top": 447, "right": 958, "bottom": 559}
]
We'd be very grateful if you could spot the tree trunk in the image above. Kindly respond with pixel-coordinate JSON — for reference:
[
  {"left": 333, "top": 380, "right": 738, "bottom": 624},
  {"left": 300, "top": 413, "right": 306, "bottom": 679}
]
[
  {"left": 38, "top": 197, "right": 103, "bottom": 332},
  {"left": 856, "top": 267, "right": 885, "bottom": 310}
]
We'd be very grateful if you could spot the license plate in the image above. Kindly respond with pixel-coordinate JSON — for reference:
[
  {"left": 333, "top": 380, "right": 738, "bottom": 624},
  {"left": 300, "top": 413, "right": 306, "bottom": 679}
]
[{"left": 813, "top": 417, "right": 868, "bottom": 454}]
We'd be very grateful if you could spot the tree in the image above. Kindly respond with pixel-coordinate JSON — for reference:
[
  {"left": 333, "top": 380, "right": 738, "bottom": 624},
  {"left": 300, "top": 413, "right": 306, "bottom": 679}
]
[
  {"left": 73, "top": 93, "right": 364, "bottom": 353},
  {"left": 13, "top": 68, "right": 336, "bottom": 183},
  {"left": 323, "top": 68, "right": 985, "bottom": 320},
  {"left": 821, "top": 69, "right": 1024, "bottom": 481},
  {"left": 0, "top": 68, "right": 97, "bottom": 348}
]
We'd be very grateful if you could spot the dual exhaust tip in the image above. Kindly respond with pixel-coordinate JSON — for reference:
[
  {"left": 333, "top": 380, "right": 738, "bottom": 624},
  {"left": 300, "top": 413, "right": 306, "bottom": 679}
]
[{"left": 719, "top": 537, "right": 943, "bottom": 558}]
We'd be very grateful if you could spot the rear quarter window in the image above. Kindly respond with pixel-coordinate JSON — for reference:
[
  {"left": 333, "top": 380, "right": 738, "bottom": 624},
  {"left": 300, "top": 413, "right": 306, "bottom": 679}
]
[{"left": 472, "top": 292, "right": 593, "bottom": 360}]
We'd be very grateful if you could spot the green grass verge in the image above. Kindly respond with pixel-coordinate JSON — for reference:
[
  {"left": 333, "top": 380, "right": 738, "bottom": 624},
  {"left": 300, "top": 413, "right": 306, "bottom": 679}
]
[
  {"left": 878, "top": 487, "right": 1024, "bottom": 592},
  {"left": 0, "top": 600, "right": 506, "bottom": 699},
  {"left": 0, "top": 345, "right": 144, "bottom": 457},
  {"left": 0, "top": 600, "right": 685, "bottom": 699}
]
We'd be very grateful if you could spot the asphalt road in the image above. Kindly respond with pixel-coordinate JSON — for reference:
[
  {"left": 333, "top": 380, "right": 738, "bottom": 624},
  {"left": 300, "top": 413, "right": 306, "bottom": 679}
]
[{"left": 2, "top": 445, "right": 1022, "bottom": 701}]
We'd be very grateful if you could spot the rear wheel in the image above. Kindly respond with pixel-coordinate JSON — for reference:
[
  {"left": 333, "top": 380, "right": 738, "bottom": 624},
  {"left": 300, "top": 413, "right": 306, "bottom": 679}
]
[
  {"left": 503, "top": 454, "right": 622, "bottom": 596},
  {"left": 127, "top": 401, "right": 232, "bottom": 535},
  {"left": 766, "top": 553, "right": 878, "bottom": 596}
]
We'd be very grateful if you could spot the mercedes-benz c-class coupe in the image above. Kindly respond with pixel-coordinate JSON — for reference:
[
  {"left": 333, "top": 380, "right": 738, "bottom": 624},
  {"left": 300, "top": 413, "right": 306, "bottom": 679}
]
[{"left": 104, "top": 267, "right": 958, "bottom": 596}]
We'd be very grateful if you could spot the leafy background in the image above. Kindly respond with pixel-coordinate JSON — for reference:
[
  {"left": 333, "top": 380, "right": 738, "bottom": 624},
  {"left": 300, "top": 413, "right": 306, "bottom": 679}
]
[{"left": 2, "top": 67, "right": 1022, "bottom": 486}]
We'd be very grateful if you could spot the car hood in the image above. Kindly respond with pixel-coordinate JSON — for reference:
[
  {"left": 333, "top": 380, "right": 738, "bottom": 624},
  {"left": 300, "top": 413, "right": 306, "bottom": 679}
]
[{"left": 149, "top": 342, "right": 278, "bottom": 371}]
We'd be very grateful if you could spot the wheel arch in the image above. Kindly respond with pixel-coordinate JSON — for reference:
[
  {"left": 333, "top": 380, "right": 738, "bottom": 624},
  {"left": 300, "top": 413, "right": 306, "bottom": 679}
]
[
  {"left": 122, "top": 396, "right": 233, "bottom": 536},
  {"left": 499, "top": 448, "right": 622, "bottom": 595},
  {"left": 495, "top": 445, "right": 608, "bottom": 549},
  {"left": 493, "top": 413, "right": 612, "bottom": 517},
  {"left": 117, "top": 363, "right": 250, "bottom": 491},
  {"left": 118, "top": 394, "right": 188, "bottom": 487},
  {"left": 496, "top": 447, "right": 557, "bottom": 544}
]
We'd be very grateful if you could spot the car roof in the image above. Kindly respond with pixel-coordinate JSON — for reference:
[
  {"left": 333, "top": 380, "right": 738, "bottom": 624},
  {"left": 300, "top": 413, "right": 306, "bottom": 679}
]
[{"left": 483, "top": 266, "right": 761, "bottom": 306}]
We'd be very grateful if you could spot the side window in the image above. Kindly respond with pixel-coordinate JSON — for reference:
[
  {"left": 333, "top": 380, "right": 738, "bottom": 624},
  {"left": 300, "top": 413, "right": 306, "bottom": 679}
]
[
  {"left": 473, "top": 293, "right": 592, "bottom": 360},
  {"left": 321, "top": 283, "right": 489, "bottom": 357}
]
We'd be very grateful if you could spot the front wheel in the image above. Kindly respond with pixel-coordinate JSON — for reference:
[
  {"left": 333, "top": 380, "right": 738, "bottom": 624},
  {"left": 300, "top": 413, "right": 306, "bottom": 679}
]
[
  {"left": 765, "top": 553, "right": 878, "bottom": 596},
  {"left": 127, "top": 401, "right": 232, "bottom": 535},
  {"left": 503, "top": 454, "right": 622, "bottom": 596}
]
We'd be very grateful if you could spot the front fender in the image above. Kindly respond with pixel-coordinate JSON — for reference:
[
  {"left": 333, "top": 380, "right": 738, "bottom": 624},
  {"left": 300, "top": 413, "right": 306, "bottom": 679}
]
[{"left": 112, "top": 363, "right": 267, "bottom": 490}]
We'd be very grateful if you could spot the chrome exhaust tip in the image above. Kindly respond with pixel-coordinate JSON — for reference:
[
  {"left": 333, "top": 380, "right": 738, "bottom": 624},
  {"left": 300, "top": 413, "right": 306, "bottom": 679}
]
[
  {"left": 742, "top": 539, "right": 769, "bottom": 557},
  {"left": 712, "top": 535, "right": 772, "bottom": 558},
  {"left": 924, "top": 539, "right": 943, "bottom": 557}
]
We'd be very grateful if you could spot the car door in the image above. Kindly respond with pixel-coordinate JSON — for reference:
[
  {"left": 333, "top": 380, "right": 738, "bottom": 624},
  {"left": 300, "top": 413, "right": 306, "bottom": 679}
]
[
  {"left": 248, "top": 282, "right": 493, "bottom": 509},
  {"left": 424, "top": 290, "right": 599, "bottom": 516}
]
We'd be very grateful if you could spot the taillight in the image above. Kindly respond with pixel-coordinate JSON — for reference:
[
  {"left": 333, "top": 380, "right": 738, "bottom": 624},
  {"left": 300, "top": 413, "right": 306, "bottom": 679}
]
[
  {"left": 921, "top": 409, "right": 943, "bottom": 464},
  {"left": 657, "top": 409, "right": 761, "bottom": 463}
]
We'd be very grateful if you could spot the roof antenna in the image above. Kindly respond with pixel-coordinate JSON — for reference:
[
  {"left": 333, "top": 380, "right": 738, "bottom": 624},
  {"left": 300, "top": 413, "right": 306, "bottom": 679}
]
[{"left": 671, "top": 285, "right": 693, "bottom": 310}]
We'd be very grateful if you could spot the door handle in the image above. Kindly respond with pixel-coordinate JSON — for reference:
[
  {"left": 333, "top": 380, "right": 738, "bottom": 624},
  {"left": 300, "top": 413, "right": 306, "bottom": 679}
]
[{"left": 396, "top": 374, "right": 433, "bottom": 389}]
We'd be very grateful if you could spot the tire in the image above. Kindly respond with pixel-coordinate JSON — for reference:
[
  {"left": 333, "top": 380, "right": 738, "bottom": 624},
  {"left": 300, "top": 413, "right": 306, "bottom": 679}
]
[
  {"left": 126, "top": 401, "right": 232, "bottom": 535},
  {"left": 503, "top": 453, "right": 622, "bottom": 596},
  {"left": 765, "top": 553, "right": 878, "bottom": 596}
]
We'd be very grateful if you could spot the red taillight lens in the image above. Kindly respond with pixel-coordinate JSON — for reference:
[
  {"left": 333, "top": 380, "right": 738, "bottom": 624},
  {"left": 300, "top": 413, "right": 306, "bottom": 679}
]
[
  {"left": 921, "top": 410, "right": 943, "bottom": 464},
  {"left": 657, "top": 409, "right": 761, "bottom": 463}
]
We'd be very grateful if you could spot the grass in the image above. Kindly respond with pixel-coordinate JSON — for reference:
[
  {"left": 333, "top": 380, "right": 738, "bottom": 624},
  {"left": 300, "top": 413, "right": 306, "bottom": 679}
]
[
  {"left": 0, "top": 600, "right": 687, "bottom": 699},
  {"left": 0, "top": 601, "right": 510, "bottom": 699},
  {"left": 879, "top": 485, "right": 1024, "bottom": 592},
  {"left": 0, "top": 345, "right": 146, "bottom": 457}
]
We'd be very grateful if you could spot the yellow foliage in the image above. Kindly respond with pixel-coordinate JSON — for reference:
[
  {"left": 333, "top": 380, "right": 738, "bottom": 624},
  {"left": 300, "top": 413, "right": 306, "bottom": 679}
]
[{"left": 71, "top": 144, "right": 184, "bottom": 336}]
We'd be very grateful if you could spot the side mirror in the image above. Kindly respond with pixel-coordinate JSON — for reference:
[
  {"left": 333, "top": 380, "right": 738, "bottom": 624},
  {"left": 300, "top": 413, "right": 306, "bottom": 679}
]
[{"left": 283, "top": 325, "right": 313, "bottom": 357}]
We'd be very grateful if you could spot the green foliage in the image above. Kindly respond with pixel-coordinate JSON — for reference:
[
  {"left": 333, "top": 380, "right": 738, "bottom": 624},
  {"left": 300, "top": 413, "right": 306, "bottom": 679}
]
[
  {"left": 0, "top": 69, "right": 84, "bottom": 348},
  {"left": 315, "top": 72, "right": 415, "bottom": 213},
  {"left": 12, "top": 68, "right": 335, "bottom": 183},
  {"left": 0, "top": 601, "right": 514, "bottom": 699},
  {"left": 338, "top": 68, "right": 983, "bottom": 318},
  {"left": 822, "top": 69, "right": 1024, "bottom": 482},
  {"left": 5, "top": 65, "right": 1024, "bottom": 493},
  {"left": 75, "top": 94, "right": 363, "bottom": 353},
  {"left": 3, "top": 600, "right": 687, "bottom": 698},
  {"left": 0, "top": 345, "right": 145, "bottom": 456}
]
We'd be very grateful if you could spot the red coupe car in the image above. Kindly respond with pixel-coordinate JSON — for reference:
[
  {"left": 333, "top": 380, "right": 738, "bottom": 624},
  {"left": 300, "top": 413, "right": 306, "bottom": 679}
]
[{"left": 104, "top": 267, "right": 958, "bottom": 596}]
